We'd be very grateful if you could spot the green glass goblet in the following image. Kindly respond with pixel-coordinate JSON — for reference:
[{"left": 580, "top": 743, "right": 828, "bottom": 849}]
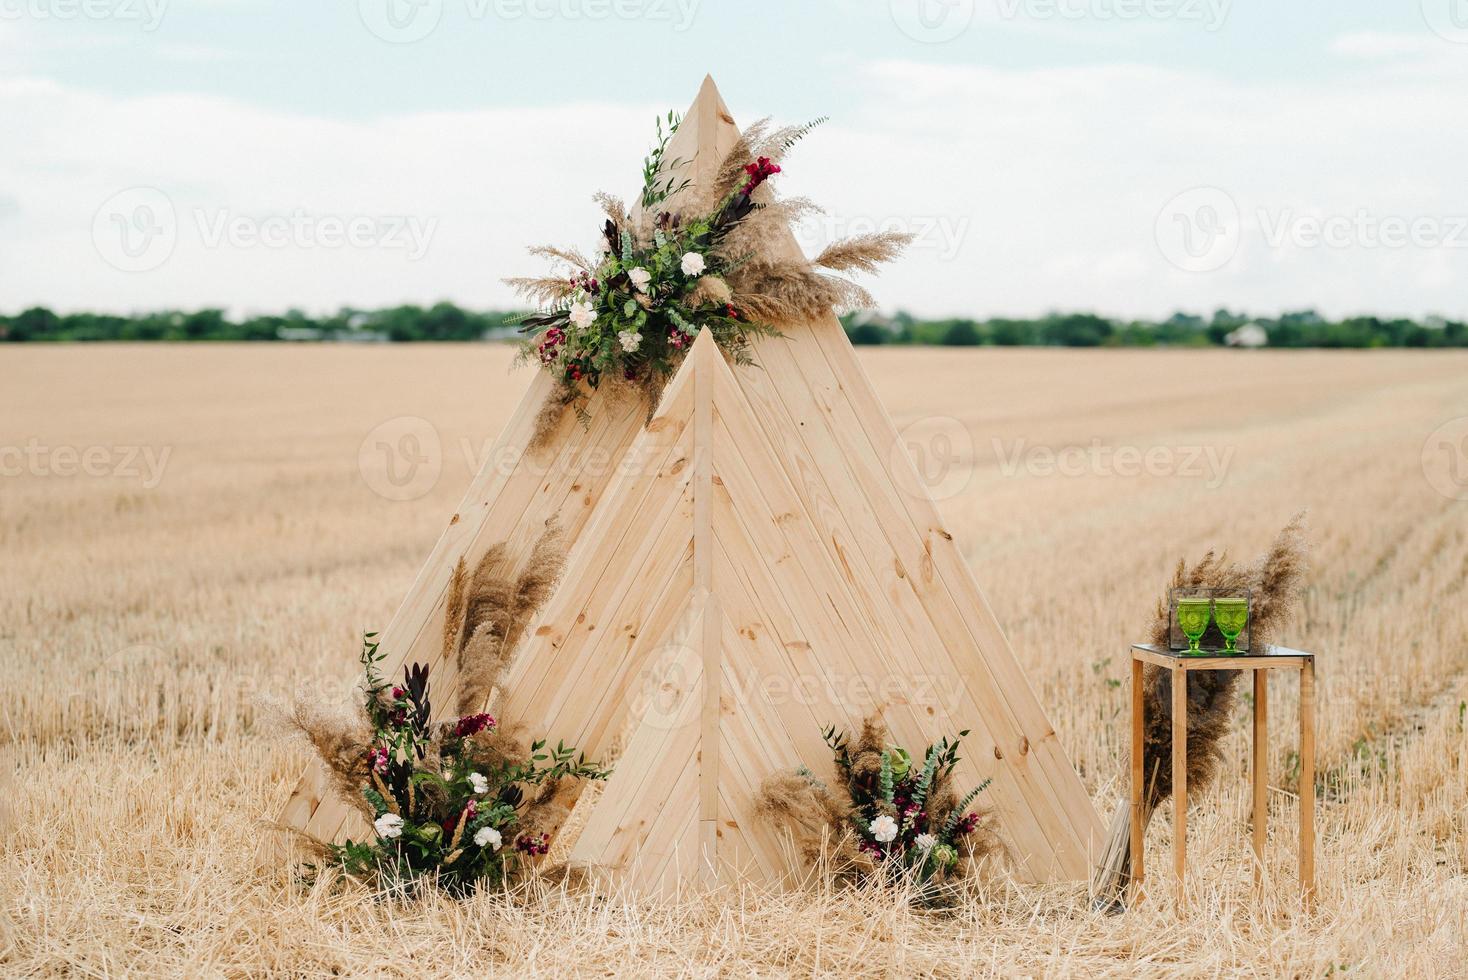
[
  {"left": 1177, "top": 597, "right": 1213, "bottom": 655},
  {"left": 1213, "top": 597, "right": 1249, "bottom": 655}
]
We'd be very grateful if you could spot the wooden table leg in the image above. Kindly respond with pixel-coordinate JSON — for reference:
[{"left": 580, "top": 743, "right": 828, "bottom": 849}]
[
  {"left": 1253, "top": 669, "right": 1268, "bottom": 889},
  {"left": 1130, "top": 656, "right": 1145, "bottom": 904},
  {"left": 1172, "top": 664, "right": 1188, "bottom": 906},
  {"left": 1300, "top": 659, "right": 1315, "bottom": 909}
]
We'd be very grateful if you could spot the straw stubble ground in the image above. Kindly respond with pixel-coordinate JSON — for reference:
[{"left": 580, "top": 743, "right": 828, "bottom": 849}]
[{"left": 2, "top": 344, "right": 1466, "bottom": 977}]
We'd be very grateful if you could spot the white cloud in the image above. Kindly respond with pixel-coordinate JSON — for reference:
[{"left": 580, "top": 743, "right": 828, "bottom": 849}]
[{"left": 2, "top": 47, "right": 1467, "bottom": 320}]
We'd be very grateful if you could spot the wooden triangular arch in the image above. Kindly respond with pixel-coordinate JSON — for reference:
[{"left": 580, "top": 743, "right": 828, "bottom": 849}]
[{"left": 273, "top": 76, "right": 1102, "bottom": 885}]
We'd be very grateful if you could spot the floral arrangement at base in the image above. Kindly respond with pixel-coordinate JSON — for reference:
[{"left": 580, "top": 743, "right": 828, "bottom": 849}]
[
  {"left": 757, "top": 715, "right": 1000, "bottom": 900},
  {"left": 508, "top": 112, "right": 913, "bottom": 440},
  {"left": 278, "top": 525, "right": 610, "bottom": 895},
  {"left": 323, "top": 638, "right": 608, "bottom": 894}
]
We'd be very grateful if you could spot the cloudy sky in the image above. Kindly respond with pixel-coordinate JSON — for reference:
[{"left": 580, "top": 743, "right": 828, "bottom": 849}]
[{"left": 2, "top": 0, "right": 1465, "bottom": 319}]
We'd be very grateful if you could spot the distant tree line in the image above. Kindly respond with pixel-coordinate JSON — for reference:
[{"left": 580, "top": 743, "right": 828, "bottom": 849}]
[
  {"left": 3, "top": 304, "right": 1466, "bottom": 349},
  {"left": 0, "top": 304, "right": 521, "bottom": 343},
  {"left": 840, "top": 309, "right": 1468, "bottom": 349}
]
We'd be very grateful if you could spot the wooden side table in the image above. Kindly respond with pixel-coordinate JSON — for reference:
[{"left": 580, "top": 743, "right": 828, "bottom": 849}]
[{"left": 1129, "top": 643, "right": 1316, "bottom": 908}]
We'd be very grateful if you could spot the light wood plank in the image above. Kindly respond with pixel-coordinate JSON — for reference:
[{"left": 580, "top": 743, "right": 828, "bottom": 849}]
[
  {"left": 1172, "top": 666, "right": 1188, "bottom": 906},
  {"left": 1253, "top": 668, "right": 1268, "bottom": 890}
]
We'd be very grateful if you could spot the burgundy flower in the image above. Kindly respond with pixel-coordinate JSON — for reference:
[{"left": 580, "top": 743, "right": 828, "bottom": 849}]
[
  {"left": 740, "top": 156, "right": 782, "bottom": 195},
  {"left": 956, "top": 812, "right": 981, "bottom": 836},
  {"left": 366, "top": 746, "right": 389, "bottom": 773},
  {"left": 391, "top": 686, "right": 405, "bottom": 699},
  {"left": 452, "top": 712, "right": 495, "bottom": 738},
  {"left": 516, "top": 832, "right": 551, "bottom": 856}
]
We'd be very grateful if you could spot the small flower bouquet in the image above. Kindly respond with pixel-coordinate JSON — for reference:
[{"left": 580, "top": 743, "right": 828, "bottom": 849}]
[
  {"left": 826, "top": 724, "right": 992, "bottom": 888},
  {"left": 324, "top": 637, "right": 609, "bottom": 893},
  {"left": 758, "top": 716, "right": 996, "bottom": 899},
  {"left": 508, "top": 111, "right": 911, "bottom": 435}
]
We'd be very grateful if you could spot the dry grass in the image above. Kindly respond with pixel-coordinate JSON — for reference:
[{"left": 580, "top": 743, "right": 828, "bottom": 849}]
[{"left": 3, "top": 343, "right": 1467, "bottom": 977}]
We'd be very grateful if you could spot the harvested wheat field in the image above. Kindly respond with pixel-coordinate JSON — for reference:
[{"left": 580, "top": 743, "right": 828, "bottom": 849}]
[{"left": 3, "top": 343, "right": 1467, "bottom": 977}]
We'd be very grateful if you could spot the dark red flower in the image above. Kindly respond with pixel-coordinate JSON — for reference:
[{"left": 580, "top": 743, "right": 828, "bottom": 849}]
[
  {"left": 391, "top": 686, "right": 405, "bottom": 699},
  {"left": 740, "top": 156, "right": 782, "bottom": 195},
  {"left": 366, "top": 746, "right": 389, "bottom": 773},
  {"left": 515, "top": 832, "right": 551, "bottom": 856},
  {"left": 452, "top": 712, "right": 495, "bottom": 738},
  {"left": 724, "top": 303, "right": 741, "bottom": 321}
]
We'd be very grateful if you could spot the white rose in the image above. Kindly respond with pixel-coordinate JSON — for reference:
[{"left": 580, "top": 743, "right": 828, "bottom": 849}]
[
  {"left": 870, "top": 814, "right": 898, "bottom": 844},
  {"left": 568, "top": 301, "right": 597, "bottom": 329},
  {"left": 467, "top": 772, "right": 489, "bottom": 795},
  {"left": 474, "top": 826, "right": 503, "bottom": 851},
  {"left": 914, "top": 833, "right": 937, "bottom": 851},
  {"left": 618, "top": 330, "right": 643, "bottom": 353},
  {"left": 627, "top": 267, "right": 652, "bottom": 292},
  {"left": 680, "top": 252, "right": 706, "bottom": 276},
  {"left": 374, "top": 813, "right": 404, "bottom": 839}
]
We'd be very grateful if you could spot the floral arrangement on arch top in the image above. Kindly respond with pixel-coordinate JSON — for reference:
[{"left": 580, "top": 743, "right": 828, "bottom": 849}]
[{"left": 507, "top": 111, "right": 913, "bottom": 431}]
